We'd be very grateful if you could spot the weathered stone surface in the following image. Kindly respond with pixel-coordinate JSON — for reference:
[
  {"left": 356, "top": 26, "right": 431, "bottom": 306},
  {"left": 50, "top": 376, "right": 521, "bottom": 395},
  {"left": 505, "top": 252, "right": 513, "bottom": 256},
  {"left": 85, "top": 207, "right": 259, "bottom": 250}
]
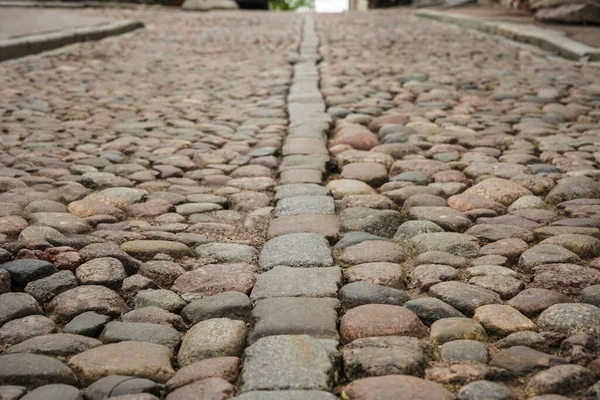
[
  {"left": 239, "top": 335, "right": 338, "bottom": 392},
  {"left": 339, "top": 207, "right": 403, "bottom": 238},
  {"left": 122, "top": 240, "right": 193, "bottom": 261},
  {"left": 339, "top": 241, "right": 406, "bottom": 265},
  {"left": 490, "top": 346, "right": 565, "bottom": 375},
  {"left": 250, "top": 297, "right": 339, "bottom": 343},
  {"left": 429, "top": 282, "right": 501, "bottom": 316},
  {"left": 430, "top": 317, "right": 487, "bottom": 345},
  {"left": 342, "top": 336, "right": 433, "bottom": 379},
  {"left": 346, "top": 262, "right": 405, "bottom": 289},
  {"left": 83, "top": 375, "right": 160, "bottom": 399},
  {"left": 0, "top": 293, "right": 42, "bottom": 327},
  {"left": 465, "top": 178, "right": 532, "bottom": 206},
  {"left": 0, "top": 259, "right": 56, "bottom": 290},
  {"left": 68, "top": 341, "right": 175, "bottom": 385},
  {"left": 24, "top": 270, "right": 77, "bottom": 304},
  {"left": 410, "top": 232, "right": 480, "bottom": 258},
  {"left": 250, "top": 266, "right": 341, "bottom": 300},
  {"left": 75, "top": 257, "right": 126, "bottom": 289},
  {"left": 47, "top": 285, "right": 128, "bottom": 322},
  {"left": 182, "top": 291, "right": 251, "bottom": 324},
  {"left": 99, "top": 321, "right": 181, "bottom": 350},
  {"left": 232, "top": 391, "right": 337, "bottom": 400},
  {"left": 526, "top": 364, "right": 595, "bottom": 396},
  {"left": 457, "top": 380, "right": 513, "bottom": 400},
  {"left": 340, "top": 304, "right": 426, "bottom": 343},
  {"left": 6, "top": 333, "right": 101, "bottom": 357},
  {"left": 63, "top": 311, "right": 110, "bottom": 337},
  {"left": 166, "top": 357, "right": 240, "bottom": 391},
  {"left": 172, "top": 263, "right": 257, "bottom": 296},
  {"left": 0, "top": 354, "right": 77, "bottom": 389},
  {"left": 20, "top": 384, "right": 81, "bottom": 400},
  {"left": 441, "top": 340, "right": 489, "bottom": 364},
  {"left": 342, "top": 375, "right": 453, "bottom": 400},
  {"left": 340, "top": 282, "right": 409, "bottom": 309},
  {"left": 473, "top": 305, "right": 536, "bottom": 336},
  {"left": 165, "top": 377, "right": 235, "bottom": 400},
  {"left": 404, "top": 297, "right": 465, "bottom": 325},
  {"left": 507, "top": 288, "right": 573, "bottom": 317},
  {"left": 0, "top": 315, "right": 56, "bottom": 346},
  {"left": 537, "top": 303, "right": 600, "bottom": 337},
  {"left": 267, "top": 214, "right": 340, "bottom": 239},
  {"left": 259, "top": 233, "right": 333, "bottom": 271},
  {"left": 178, "top": 319, "right": 246, "bottom": 366}
]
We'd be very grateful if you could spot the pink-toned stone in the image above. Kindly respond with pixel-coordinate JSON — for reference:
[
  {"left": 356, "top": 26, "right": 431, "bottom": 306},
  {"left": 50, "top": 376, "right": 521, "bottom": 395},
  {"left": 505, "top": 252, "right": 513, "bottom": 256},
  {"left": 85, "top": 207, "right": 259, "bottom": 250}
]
[{"left": 340, "top": 304, "right": 426, "bottom": 343}]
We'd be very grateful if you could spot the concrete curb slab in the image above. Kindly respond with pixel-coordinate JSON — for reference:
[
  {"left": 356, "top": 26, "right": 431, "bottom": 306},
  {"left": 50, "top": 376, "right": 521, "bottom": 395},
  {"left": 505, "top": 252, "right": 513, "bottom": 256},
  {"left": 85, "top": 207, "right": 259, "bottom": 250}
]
[
  {"left": 0, "top": 19, "right": 144, "bottom": 62},
  {"left": 415, "top": 9, "right": 600, "bottom": 61}
]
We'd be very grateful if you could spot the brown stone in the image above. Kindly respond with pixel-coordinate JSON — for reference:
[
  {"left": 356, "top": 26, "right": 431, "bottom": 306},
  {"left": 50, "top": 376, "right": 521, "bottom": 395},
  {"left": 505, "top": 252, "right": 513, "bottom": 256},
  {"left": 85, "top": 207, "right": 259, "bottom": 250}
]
[
  {"left": 507, "top": 288, "right": 573, "bottom": 317},
  {"left": 480, "top": 238, "right": 529, "bottom": 263},
  {"left": 46, "top": 285, "right": 128, "bottom": 323},
  {"left": 171, "top": 263, "right": 257, "bottom": 296},
  {"left": 340, "top": 304, "right": 426, "bottom": 343},
  {"left": 341, "top": 163, "right": 388, "bottom": 187},
  {"left": 342, "top": 375, "right": 453, "bottom": 400},
  {"left": 166, "top": 357, "right": 240, "bottom": 391},
  {"left": 338, "top": 241, "right": 407, "bottom": 265},
  {"left": 68, "top": 341, "right": 175, "bottom": 385},
  {"left": 346, "top": 262, "right": 405, "bottom": 289},
  {"left": 531, "top": 263, "right": 600, "bottom": 296},
  {"left": 165, "top": 378, "right": 235, "bottom": 400},
  {"left": 490, "top": 346, "right": 566, "bottom": 375},
  {"left": 332, "top": 123, "right": 380, "bottom": 151},
  {"left": 267, "top": 215, "right": 340, "bottom": 239}
]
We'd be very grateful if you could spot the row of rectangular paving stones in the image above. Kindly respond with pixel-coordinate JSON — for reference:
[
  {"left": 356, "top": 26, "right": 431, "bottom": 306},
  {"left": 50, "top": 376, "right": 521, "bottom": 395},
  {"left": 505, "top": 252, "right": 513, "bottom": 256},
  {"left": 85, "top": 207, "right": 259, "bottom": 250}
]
[{"left": 237, "top": 16, "right": 341, "bottom": 400}]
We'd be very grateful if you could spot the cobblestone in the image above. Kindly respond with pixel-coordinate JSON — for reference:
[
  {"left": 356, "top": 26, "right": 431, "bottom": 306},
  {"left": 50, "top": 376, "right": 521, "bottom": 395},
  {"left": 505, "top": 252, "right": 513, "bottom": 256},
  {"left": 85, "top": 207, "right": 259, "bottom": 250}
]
[{"left": 0, "top": 6, "right": 599, "bottom": 399}]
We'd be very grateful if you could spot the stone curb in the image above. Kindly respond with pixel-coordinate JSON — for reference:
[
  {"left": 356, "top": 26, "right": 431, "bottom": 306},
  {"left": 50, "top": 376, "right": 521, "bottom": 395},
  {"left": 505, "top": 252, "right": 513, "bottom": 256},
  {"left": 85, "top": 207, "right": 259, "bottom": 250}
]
[
  {"left": 0, "top": 19, "right": 144, "bottom": 62},
  {"left": 415, "top": 9, "right": 600, "bottom": 61},
  {"left": 0, "top": 1, "right": 141, "bottom": 8}
]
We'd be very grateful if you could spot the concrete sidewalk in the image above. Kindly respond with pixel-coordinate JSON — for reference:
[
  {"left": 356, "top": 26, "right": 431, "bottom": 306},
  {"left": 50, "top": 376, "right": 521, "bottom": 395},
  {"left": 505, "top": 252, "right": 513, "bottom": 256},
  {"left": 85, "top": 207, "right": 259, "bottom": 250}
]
[
  {"left": 0, "top": 8, "right": 143, "bottom": 61},
  {"left": 416, "top": 7, "right": 600, "bottom": 62}
]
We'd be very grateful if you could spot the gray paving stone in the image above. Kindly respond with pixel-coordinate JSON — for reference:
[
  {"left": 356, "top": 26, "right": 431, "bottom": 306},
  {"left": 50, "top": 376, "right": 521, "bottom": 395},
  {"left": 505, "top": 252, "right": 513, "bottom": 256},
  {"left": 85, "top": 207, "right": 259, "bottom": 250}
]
[
  {"left": 181, "top": 292, "right": 252, "bottom": 324},
  {"left": 275, "top": 196, "right": 335, "bottom": 217},
  {"left": 250, "top": 266, "right": 341, "bottom": 301},
  {"left": 259, "top": 233, "right": 333, "bottom": 271},
  {"left": 274, "top": 184, "right": 330, "bottom": 200},
  {"left": 232, "top": 391, "right": 338, "bottom": 400},
  {"left": 239, "top": 335, "right": 339, "bottom": 392},
  {"left": 250, "top": 297, "right": 339, "bottom": 344}
]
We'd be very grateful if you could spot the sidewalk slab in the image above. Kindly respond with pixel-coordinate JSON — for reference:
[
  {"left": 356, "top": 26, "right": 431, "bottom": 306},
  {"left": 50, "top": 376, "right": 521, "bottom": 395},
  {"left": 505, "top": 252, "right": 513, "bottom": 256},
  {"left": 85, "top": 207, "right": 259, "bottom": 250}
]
[
  {"left": 0, "top": 9, "right": 143, "bottom": 61},
  {"left": 416, "top": 9, "right": 600, "bottom": 61}
]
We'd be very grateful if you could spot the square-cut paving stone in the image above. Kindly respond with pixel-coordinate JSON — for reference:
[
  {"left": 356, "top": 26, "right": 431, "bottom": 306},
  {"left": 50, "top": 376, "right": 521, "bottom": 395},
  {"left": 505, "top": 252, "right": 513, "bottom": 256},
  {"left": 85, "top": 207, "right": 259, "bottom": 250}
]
[
  {"left": 239, "top": 335, "right": 339, "bottom": 392},
  {"left": 259, "top": 233, "right": 333, "bottom": 271},
  {"left": 342, "top": 336, "right": 433, "bottom": 379},
  {"left": 280, "top": 155, "right": 329, "bottom": 172},
  {"left": 282, "top": 138, "right": 328, "bottom": 156},
  {"left": 280, "top": 169, "right": 323, "bottom": 185},
  {"left": 274, "top": 184, "right": 331, "bottom": 200},
  {"left": 275, "top": 196, "right": 335, "bottom": 217},
  {"left": 250, "top": 266, "right": 341, "bottom": 301},
  {"left": 233, "top": 391, "right": 338, "bottom": 400},
  {"left": 267, "top": 215, "right": 340, "bottom": 239},
  {"left": 249, "top": 297, "right": 339, "bottom": 344}
]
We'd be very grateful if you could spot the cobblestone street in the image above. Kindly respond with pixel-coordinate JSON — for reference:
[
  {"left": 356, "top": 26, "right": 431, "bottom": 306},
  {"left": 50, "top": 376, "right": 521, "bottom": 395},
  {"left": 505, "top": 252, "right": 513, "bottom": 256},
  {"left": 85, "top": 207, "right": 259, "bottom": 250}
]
[{"left": 1, "top": 7, "right": 600, "bottom": 400}]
